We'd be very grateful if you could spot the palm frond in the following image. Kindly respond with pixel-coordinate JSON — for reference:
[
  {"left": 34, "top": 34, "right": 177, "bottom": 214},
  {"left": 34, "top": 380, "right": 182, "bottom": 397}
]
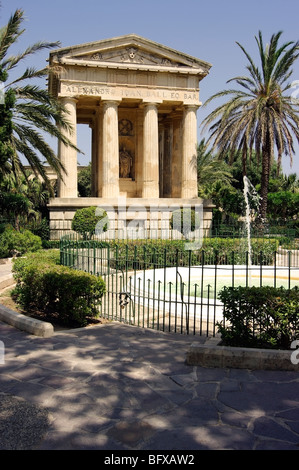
[
  {"left": 12, "top": 123, "right": 65, "bottom": 180},
  {"left": 0, "top": 9, "right": 24, "bottom": 62},
  {"left": 0, "top": 8, "right": 83, "bottom": 187},
  {"left": 2, "top": 41, "right": 60, "bottom": 71},
  {"left": 6, "top": 67, "right": 48, "bottom": 87}
]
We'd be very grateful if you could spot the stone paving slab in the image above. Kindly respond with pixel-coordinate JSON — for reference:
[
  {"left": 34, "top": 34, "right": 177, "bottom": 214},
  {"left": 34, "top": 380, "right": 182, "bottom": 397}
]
[{"left": 1, "top": 320, "right": 299, "bottom": 451}]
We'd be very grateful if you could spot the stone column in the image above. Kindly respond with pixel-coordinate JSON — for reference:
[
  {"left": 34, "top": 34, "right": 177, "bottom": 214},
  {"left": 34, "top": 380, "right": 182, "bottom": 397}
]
[
  {"left": 181, "top": 105, "right": 198, "bottom": 199},
  {"left": 171, "top": 113, "right": 183, "bottom": 198},
  {"left": 101, "top": 100, "right": 120, "bottom": 198},
  {"left": 90, "top": 119, "right": 97, "bottom": 197},
  {"left": 142, "top": 102, "right": 159, "bottom": 198},
  {"left": 95, "top": 107, "right": 103, "bottom": 197},
  {"left": 163, "top": 119, "right": 173, "bottom": 198},
  {"left": 57, "top": 97, "right": 78, "bottom": 198}
]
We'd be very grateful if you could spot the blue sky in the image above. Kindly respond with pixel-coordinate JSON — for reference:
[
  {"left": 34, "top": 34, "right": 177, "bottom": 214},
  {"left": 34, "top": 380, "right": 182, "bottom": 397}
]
[{"left": 1, "top": 0, "right": 299, "bottom": 176}]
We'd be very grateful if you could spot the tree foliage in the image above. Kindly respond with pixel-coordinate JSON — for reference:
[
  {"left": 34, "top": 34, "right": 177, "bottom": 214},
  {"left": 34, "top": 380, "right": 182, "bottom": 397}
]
[
  {"left": 202, "top": 31, "right": 299, "bottom": 221},
  {"left": 78, "top": 163, "right": 92, "bottom": 197},
  {"left": 72, "top": 206, "right": 108, "bottom": 239},
  {"left": 0, "top": 9, "right": 80, "bottom": 189},
  {"left": 197, "top": 139, "right": 234, "bottom": 199}
]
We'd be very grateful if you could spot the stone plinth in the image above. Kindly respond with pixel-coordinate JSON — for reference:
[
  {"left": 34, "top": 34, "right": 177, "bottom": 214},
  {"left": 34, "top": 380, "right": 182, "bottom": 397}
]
[{"left": 48, "top": 197, "right": 214, "bottom": 241}]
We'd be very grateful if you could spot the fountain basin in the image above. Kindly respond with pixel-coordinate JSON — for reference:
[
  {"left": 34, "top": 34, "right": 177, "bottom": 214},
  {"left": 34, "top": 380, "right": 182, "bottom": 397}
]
[{"left": 128, "top": 265, "right": 299, "bottom": 323}]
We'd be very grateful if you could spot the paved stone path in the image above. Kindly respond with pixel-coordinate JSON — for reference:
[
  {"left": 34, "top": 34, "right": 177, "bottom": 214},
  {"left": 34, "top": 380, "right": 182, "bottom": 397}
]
[{"left": 1, "top": 320, "right": 299, "bottom": 451}]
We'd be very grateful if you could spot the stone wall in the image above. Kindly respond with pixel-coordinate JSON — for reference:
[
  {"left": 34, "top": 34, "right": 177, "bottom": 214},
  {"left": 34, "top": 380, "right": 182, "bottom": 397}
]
[{"left": 48, "top": 197, "right": 214, "bottom": 241}]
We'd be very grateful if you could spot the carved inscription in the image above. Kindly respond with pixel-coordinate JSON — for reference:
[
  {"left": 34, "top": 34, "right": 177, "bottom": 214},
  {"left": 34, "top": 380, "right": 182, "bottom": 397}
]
[
  {"left": 62, "top": 83, "right": 199, "bottom": 103},
  {"left": 64, "top": 85, "right": 110, "bottom": 95}
]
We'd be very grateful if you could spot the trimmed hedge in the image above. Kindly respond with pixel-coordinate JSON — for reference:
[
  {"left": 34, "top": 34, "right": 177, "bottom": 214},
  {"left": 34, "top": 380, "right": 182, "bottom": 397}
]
[
  {"left": 12, "top": 250, "right": 106, "bottom": 327},
  {"left": 0, "top": 228, "right": 42, "bottom": 258},
  {"left": 218, "top": 286, "right": 299, "bottom": 350},
  {"left": 103, "top": 237, "right": 280, "bottom": 270},
  {"left": 60, "top": 237, "right": 280, "bottom": 273},
  {"left": 201, "top": 237, "right": 279, "bottom": 265}
]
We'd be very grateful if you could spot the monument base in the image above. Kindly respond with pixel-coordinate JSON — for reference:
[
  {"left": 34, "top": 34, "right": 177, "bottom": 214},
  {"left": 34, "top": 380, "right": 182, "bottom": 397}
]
[{"left": 48, "top": 197, "right": 214, "bottom": 241}]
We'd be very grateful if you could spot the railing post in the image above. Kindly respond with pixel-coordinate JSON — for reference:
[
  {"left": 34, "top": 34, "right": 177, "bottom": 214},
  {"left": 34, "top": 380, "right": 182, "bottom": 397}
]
[
  {"left": 175, "top": 248, "right": 179, "bottom": 333},
  {"left": 260, "top": 251, "right": 263, "bottom": 287},
  {"left": 274, "top": 251, "right": 277, "bottom": 288},
  {"left": 200, "top": 249, "right": 205, "bottom": 336},
  {"left": 288, "top": 250, "right": 291, "bottom": 290},
  {"left": 245, "top": 251, "right": 249, "bottom": 287},
  {"left": 213, "top": 249, "right": 218, "bottom": 337}
]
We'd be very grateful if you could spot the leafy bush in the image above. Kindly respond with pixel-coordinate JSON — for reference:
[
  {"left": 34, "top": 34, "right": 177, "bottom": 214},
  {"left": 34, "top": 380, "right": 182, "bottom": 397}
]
[
  {"left": 78, "top": 162, "right": 92, "bottom": 197},
  {"left": 218, "top": 286, "right": 299, "bottom": 349},
  {"left": 71, "top": 206, "right": 108, "bottom": 239},
  {"left": 12, "top": 250, "right": 106, "bottom": 327},
  {"left": 107, "top": 239, "right": 191, "bottom": 270},
  {"left": 42, "top": 239, "right": 60, "bottom": 249},
  {"left": 105, "top": 237, "right": 280, "bottom": 270},
  {"left": 28, "top": 218, "right": 50, "bottom": 241},
  {"left": 60, "top": 237, "right": 282, "bottom": 275},
  {"left": 0, "top": 228, "right": 42, "bottom": 258},
  {"left": 201, "top": 237, "right": 279, "bottom": 265},
  {"left": 267, "top": 191, "right": 299, "bottom": 220}
]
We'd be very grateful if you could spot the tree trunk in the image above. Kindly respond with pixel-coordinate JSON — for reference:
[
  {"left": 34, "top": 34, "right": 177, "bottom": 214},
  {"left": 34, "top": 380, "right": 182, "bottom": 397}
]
[
  {"left": 15, "top": 214, "right": 20, "bottom": 232},
  {"left": 259, "top": 137, "right": 271, "bottom": 222},
  {"left": 276, "top": 148, "right": 282, "bottom": 177}
]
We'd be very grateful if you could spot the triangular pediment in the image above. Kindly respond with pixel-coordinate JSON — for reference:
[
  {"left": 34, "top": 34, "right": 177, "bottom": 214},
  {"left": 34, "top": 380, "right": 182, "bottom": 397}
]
[
  {"left": 72, "top": 47, "right": 183, "bottom": 67},
  {"left": 50, "top": 34, "right": 211, "bottom": 72}
]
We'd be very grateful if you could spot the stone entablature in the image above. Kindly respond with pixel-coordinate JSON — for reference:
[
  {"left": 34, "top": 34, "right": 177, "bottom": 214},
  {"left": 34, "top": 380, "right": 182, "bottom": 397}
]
[{"left": 60, "top": 83, "right": 200, "bottom": 106}]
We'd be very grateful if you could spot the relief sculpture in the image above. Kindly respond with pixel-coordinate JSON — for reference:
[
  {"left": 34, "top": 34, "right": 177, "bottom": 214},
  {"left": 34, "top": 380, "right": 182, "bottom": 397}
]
[{"left": 119, "top": 148, "right": 133, "bottom": 178}]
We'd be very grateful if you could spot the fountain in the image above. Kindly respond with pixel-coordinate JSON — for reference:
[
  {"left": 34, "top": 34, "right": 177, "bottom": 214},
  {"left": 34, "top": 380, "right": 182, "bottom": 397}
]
[
  {"left": 128, "top": 264, "right": 299, "bottom": 334},
  {"left": 243, "top": 175, "right": 260, "bottom": 266},
  {"left": 243, "top": 175, "right": 253, "bottom": 266}
]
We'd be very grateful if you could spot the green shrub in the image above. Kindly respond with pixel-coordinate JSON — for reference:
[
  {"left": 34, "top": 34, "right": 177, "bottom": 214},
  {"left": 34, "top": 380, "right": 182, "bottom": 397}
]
[
  {"left": 107, "top": 239, "right": 191, "bottom": 270},
  {"left": 201, "top": 237, "right": 279, "bottom": 265},
  {"left": 61, "top": 237, "right": 282, "bottom": 275},
  {"left": 0, "top": 228, "right": 42, "bottom": 258},
  {"left": 42, "top": 239, "right": 60, "bottom": 249},
  {"left": 217, "top": 286, "right": 299, "bottom": 349},
  {"left": 0, "top": 223, "right": 14, "bottom": 234},
  {"left": 71, "top": 206, "right": 108, "bottom": 239},
  {"left": 12, "top": 250, "right": 106, "bottom": 327},
  {"left": 104, "top": 237, "right": 280, "bottom": 270},
  {"left": 28, "top": 218, "right": 50, "bottom": 241}
]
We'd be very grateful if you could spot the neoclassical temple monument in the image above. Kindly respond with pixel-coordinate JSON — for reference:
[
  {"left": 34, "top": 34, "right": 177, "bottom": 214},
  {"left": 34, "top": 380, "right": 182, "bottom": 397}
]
[{"left": 47, "top": 34, "right": 213, "bottom": 239}]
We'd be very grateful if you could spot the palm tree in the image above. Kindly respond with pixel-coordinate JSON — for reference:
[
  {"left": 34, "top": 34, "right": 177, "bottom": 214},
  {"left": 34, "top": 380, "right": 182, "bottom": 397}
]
[
  {"left": 197, "top": 139, "right": 233, "bottom": 198},
  {"left": 201, "top": 31, "right": 299, "bottom": 221},
  {"left": 283, "top": 173, "right": 299, "bottom": 193},
  {"left": 0, "top": 9, "right": 79, "bottom": 189},
  {"left": 1, "top": 169, "right": 52, "bottom": 211}
]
